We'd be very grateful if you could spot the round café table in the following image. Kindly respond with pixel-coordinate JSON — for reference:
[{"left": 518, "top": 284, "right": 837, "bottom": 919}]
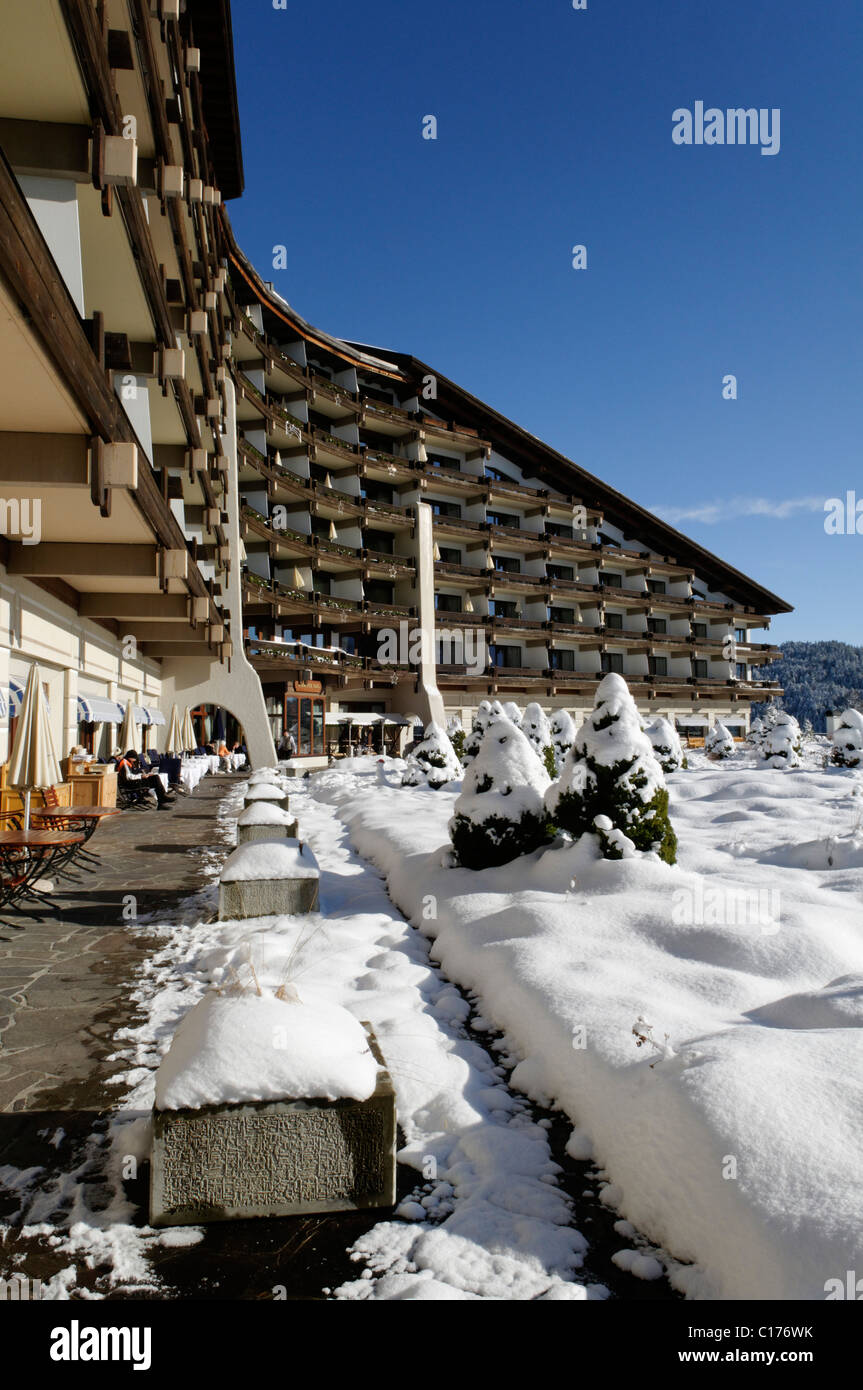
[
  {"left": 33, "top": 806, "right": 121, "bottom": 866},
  {"left": 0, "top": 828, "right": 86, "bottom": 921}
]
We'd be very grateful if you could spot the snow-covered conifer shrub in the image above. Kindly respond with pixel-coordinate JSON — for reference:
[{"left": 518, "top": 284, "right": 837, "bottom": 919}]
[
  {"left": 522, "top": 702, "right": 552, "bottom": 758},
  {"left": 705, "top": 722, "right": 735, "bottom": 760},
  {"left": 549, "top": 709, "right": 576, "bottom": 776},
  {"left": 831, "top": 709, "right": 863, "bottom": 768},
  {"left": 502, "top": 702, "right": 523, "bottom": 726},
  {"left": 645, "top": 716, "right": 684, "bottom": 774},
  {"left": 402, "top": 721, "right": 462, "bottom": 789},
  {"left": 446, "top": 714, "right": 466, "bottom": 761},
  {"left": 761, "top": 711, "right": 802, "bottom": 769},
  {"left": 546, "top": 673, "right": 677, "bottom": 864},
  {"left": 449, "top": 718, "right": 553, "bottom": 869}
]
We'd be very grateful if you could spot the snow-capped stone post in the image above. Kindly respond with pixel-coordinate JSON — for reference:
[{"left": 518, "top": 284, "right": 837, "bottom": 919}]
[
  {"left": 401, "top": 721, "right": 462, "bottom": 789},
  {"left": 236, "top": 802, "right": 298, "bottom": 845},
  {"left": 150, "top": 991, "right": 396, "bottom": 1225},
  {"left": 546, "top": 673, "right": 677, "bottom": 863},
  {"left": 761, "top": 712, "right": 802, "bottom": 769},
  {"left": 549, "top": 709, "right": 576, "bottom": 776},
  {"left": 831, "top": 709, "right": 863, "bottom": 768},
  {"left": 705, "top": 723, "right": 735, "bottom": 760},
  {"left": 645, "top": 717, "right": 685, "bottom": 773},
  {"left": 449, "top": 718, "right": 553, "bottom": 869},
  {"left": 243, "top": 782, "right": 289, "bottom": 811},
  {"left": 219, "top": 839, "right": 320, "bottom": 918}
]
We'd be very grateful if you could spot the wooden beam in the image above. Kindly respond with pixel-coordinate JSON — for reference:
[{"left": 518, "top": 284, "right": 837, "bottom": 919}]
[
  {"left": 79, "top": 593, "right": 190, "bottom": 620},
  {"left": 0, "top": 433, "right": 89, "bottom": 486},
  {"left": 7, "top": 543, "right": 157, "bottom": 577},
  {"left": 0, "top": 118, "right": 91, "bottom": 181}
]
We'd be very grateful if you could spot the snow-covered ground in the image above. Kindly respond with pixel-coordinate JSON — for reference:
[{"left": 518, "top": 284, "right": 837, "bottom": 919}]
[
  {"left": 4, "top": 743, "right": 860, "bottom": 1301},
  {"left": 311, "top": 745, "right": 863, "bottom": 1301}
]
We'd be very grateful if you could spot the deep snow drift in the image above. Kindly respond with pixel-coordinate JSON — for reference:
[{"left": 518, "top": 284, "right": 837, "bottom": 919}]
[{"left": 312, "top": 749, "right": 863, "bottom": 1300}]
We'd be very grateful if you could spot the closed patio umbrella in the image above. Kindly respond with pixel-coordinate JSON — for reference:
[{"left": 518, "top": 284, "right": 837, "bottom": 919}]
[
  {"left": 7, "top": 666, "right": 61, "bottom": 829},
  {"left": 213, "top": 708, "right": 226, "bottom": 744},
  {"left": 118, "top": 699, "right": 137, "bottom": 755},
  {"left": 181, "top": 707, "right": 196, "bottom": 752},
  {"left": 165, "top": 704, "right": 183, "bottom": 755}
]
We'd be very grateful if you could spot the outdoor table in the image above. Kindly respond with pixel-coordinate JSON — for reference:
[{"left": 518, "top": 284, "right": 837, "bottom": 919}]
[
  {"left": 0, "top": 828, "right": 86, "bottom": 916},
  {"left": 179, "top": 756, "right": 209, "bottom": 792},
  {"left": 33, "top": 806, "right": 121, "bottom": 864}
]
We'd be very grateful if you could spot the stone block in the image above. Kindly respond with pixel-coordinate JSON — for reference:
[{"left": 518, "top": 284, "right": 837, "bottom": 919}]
[
  {"left": 237, "top": 821, "right": 299, "bottom": 846},
  {"left": 150, "top": 1029, "right": 396, "bottom": 1225},
  {"left": 218, "top": 838, "right": 319, "bottom": 919}
]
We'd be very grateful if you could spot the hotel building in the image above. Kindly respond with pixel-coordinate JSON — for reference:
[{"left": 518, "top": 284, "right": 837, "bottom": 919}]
[{"left": 0, "top": 0, "right": 790, "bottom": 774}]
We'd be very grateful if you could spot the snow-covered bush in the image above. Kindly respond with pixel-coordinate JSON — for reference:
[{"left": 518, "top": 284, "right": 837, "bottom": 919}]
[
  {"left": 645, "top": 717, "right": 685, "bottom": 773},
  {"left": 449, "top": 718, "right": 553, "bottom": 869},
  {"left": 831, "top": 709, "right": 863, "bottom": 768},
  {"left": 402, "top": 722, "right": 462, "bottom": 789},
  {"left": 747, "top": 717, "right": 765, "bottom": 751},
  {"left": 546, "top": 673, "right": 677, "bottom": 864},
  {"left": 549, "top": 709, "right": 576, "bottom": 776},
  {"left": 446, "top": 714, "right": 466, "bottom": 761},
  {"left": 522, "top": 702, "right": 551, "bottom": 756},
  {"left": 502, "top": 702, "right": 523, "bottom": 726},
  {"left": 705, "top": 722, "right": 735, "bottom": 760},
  {"left": 761, "top": 712, "right": 802, "bottom": 769}
]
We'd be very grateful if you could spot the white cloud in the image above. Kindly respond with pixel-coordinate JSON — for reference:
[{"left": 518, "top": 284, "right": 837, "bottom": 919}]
[{"left": 652, "top": 496, "right": 824, "bottom": 526}]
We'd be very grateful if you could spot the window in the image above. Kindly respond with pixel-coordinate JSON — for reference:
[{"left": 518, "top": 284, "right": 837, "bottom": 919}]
[
  {"left": 364, "top": 529, "right": 394, "bottom": 554},
  {"left": 490, "top": 600, "right": 517, "bottom": 618},
  {"left": 431, "top": 500, "right": 461, "bottom": 519},
  {"left": 494, "top": 555, "right": 521, "bottom": 574},
  {"left": 693, "top": 660, "right": 708, "bottom": 678},
  {"left": 601, "top": 653, "right": 624, "bottom": 674},
  {"left": 365, "top": 580, "right": 394, "bottom": 606},
  {"left": 546, "top": 523, "right": 573, "bottom": 539},
  {"left": 735, "top": 628, "right": 747, "bottom": 643},
  {"left": 280, "top": 693, "right": 326, "bottom": 757},
  {"left": 362, "top": 480, "right": 393, "bottom": 505},
  {"left": 603, "top": 572, "right": 623, "bottom": 588},
  {"left": 435, "top": 593, "right": 462, "bottom": 613},
  {"left": 429, "top": 453, "right": 461, "bottom": 472},
  {"left": 605, "top": 612, "right": 623, "bottom": 630},
  {"left": 550, "top": 607, "right": 575, "bottom": 625},
  {"left": 547, "top": 564, "right": 574, "bottom": 581},
  {"left": 550, "top": 650, "right": 575, "bottom": 671},
  {"left": 647, "top": 617, "right": 667, "bottom": 634},
  {"left": 691, "top": 623, "right": 707, "bottom": 639},
  {"left": 648, "top": 656, "right": 668, "bottom": 677},
  {"left": 648, "top": 579, "right": 666, "bottom": 594},
  {"left": 437, "top": 546, "right": 462, "bottom": 565},
  {"left": 490, "top": 645, "right": 522, "bottom": 669},
  {"left": 486, "top": 511, "right": 519, "bottom": 529},
  {"left": 735, "top": 663, "right": 748, "bottom": 680}
]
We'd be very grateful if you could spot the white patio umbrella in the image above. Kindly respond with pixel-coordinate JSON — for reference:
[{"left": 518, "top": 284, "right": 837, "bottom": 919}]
[
  {"left": 181, "top": 707, "right": 197, "bottom": 752},
  {"left": 7, "top": 665, "right": 61, "bottom": 829},
  {"left": 165, "top": 704, "right": 183, "bottom": 754},
  {"left": 118, "top": 699, "right": 137, "bottom": 754}
]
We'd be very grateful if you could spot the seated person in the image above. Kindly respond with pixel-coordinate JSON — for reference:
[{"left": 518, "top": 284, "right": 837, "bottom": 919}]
[
  {"left": 116, "top": 750, "right": 174, "bottom": 809},
  {"left": 217, "top": 741, "right": 231, "bottom": 772}
]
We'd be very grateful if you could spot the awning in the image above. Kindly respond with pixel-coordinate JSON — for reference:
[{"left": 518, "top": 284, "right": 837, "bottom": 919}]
[
  {"left": 7, "top": 679, "right": 51, "bottom": 716},
  {"left": 0, "top": 688, "right": 6, "bottom": 719},
  {"left": 77, "top": 695, "right": 125, "bottom": 724},
  {"left": 127, "top": 705, "right": 166, "bottom": 726}
]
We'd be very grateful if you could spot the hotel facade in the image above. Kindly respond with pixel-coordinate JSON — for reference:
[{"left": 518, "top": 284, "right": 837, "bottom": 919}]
[{"left": 0, "top": 0, "right": 790, "bottom": 774}]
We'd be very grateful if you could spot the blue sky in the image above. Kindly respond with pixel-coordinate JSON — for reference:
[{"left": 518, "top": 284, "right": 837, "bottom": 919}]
[{"left": 228, "top": 0, "right": 862, "bottom": 644}]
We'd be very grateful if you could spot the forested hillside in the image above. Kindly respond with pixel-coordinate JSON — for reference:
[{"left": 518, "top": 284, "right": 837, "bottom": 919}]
[{"left": 754, "top": 641, "right": 863, "bottom": 729}]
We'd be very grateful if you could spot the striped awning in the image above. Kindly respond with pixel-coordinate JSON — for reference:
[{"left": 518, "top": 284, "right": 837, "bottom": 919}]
[
  {"left": 77, "top": 695, "right": 125, "bottom": 724},
  {"left": 142, "top": 706, "right": 166, "bottom": 726}
]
